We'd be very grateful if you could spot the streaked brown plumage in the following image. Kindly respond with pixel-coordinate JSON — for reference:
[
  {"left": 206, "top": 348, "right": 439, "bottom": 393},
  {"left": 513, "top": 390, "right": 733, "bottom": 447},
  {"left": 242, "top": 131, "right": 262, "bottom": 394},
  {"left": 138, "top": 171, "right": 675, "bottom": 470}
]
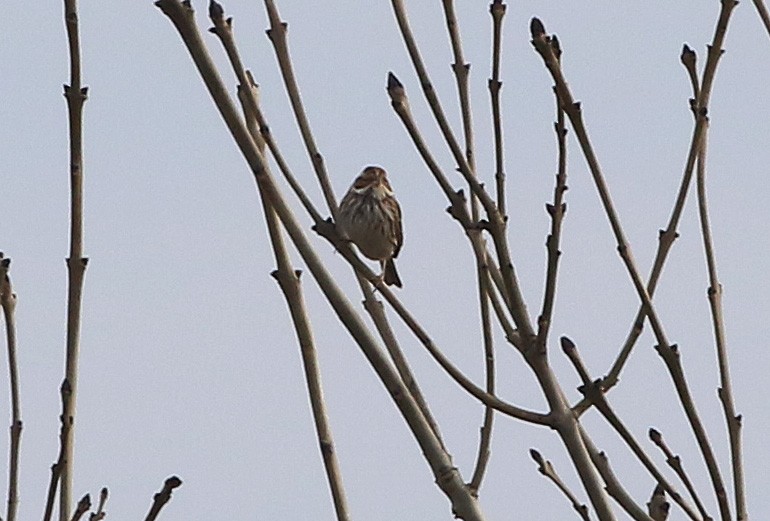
[{"left": 338, "top": 166, "right": 403, "bottom": 287}]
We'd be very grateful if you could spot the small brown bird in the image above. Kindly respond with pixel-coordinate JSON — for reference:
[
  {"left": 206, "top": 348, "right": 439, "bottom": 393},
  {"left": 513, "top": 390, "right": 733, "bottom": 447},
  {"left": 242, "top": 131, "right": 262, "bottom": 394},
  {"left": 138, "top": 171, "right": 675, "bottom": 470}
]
[{"left": 338, "top": 166, "right": 403, "bottom": 287}]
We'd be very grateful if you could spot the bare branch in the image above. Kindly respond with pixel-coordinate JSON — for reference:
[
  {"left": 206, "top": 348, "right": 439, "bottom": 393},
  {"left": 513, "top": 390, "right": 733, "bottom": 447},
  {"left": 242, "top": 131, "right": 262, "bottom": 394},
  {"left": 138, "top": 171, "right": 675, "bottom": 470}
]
[
  {"left": 649, "top": 429, "right": 712, "bottom": 521},
  {"left": 155, "top": 4, "right": 489, "bottom": 517},
  {"left": 42, "top": 462, "right": 62, "bottom": 521},
  {"left": 562, "top": 339, "right": 699, "bottom": 521},
  {"left": 143, "top": 476, "right": 182, "bottom": 521},
  {"left": 590, "top": 0, "right": 737, "bottom": 399},
  {"left": 88, "top": 488, "right": 108, "bottom": 521},
  {"left": 262, "top": 0, "right": 339, "bottom": 220},
  {"left": 579, "top": 430, "right": 654, "bottom": 521},
  {"left": 0, "top": 256, "right": 21, "bottom": 521},
  {"left": 439, "top": 3, "right": 497, "bottom": 491},
  {"left": 386, "top": 72, "right": 532, "bottom": 340},
  {"left": 441, "top": 0, "right": 476, "bottom": 191},
  {"left": 694, "top": 104, "right": 745, "bottom": 521},
  {"left": 389, "top": 0, "right": 535, "bottom": 341},
  {"left": 529, "top": 449, "right": 591, "bottom": 521},
  {"left": 488, "top": 0, "right": 507, "bottom": 216},
  {"left": 531, "top": 19, "right": 732, "bottom": 521},
  {"left": 69, "top": 494, "right": 90, "bottom": 521},
  {"left": 60, "top": 0, "right": 90, "bottom": 517},
  {"left": 468, "top": 267, "right": 495, "bottom": 495},
  {"left": 208, "top": 6, "right": 352, "bottom": 519},
  {"left": 537, "top": 67, "right": 569, "bottom": 349}
]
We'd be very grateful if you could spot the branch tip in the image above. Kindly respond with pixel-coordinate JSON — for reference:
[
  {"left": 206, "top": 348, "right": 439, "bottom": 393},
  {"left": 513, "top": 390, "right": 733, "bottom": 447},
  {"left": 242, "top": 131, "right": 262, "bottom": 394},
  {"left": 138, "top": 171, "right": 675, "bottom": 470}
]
[
  {"left": 209, "top": 0, "right": 224, "bottom": 20},
  {"left": 490, "top": 0, "right": 506, "bottom": 16},
  {"left": 560, "top": 336, "right": 575, "bottom": 353},
  {"left": 529, "top": 448, "right": 544, "bottom": 465},
  {"left": 387, "top": 71, "right": 403, "bottom": 90},
  {"left": 530, "top": 17, "right": 546, "bottom": 39}
]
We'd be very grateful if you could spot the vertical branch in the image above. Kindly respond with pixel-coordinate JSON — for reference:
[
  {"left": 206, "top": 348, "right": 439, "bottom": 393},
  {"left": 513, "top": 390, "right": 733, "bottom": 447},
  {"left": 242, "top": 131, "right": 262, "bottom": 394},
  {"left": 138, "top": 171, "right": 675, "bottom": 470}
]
[
  {"left": 1, "top": 257, "right": 21, "bottom": 521},
  {"left": 440, "top": 0, "right": 476, "bottom": 210},
  {"left": 488, "top": 0, "right": 506, "bottom": 216},
  {"left": 537, "top": 35, "right": 568, "bottom": 348},
  {"left": 467, "top": 264, "right": 495, "bottom": 496},
  {"left": 694, "top": 123, "right": 745, "bottom": 520},
  {"left": 60, "top": 1, "right": 89, "bottom": 519},
  {"left": 440, "top": 0, "right": 495, "bottom": 494},
  {"left": 207, "top": 7, "right": 352, "bottom": 518}
]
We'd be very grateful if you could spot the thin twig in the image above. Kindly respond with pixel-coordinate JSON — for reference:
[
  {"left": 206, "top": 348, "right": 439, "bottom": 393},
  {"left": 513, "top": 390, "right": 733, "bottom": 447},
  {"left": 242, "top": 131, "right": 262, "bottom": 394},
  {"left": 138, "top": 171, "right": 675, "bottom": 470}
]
[
  {"left": 488, "top": 0, "right": 507, "bottom": 216},
  {"left": 156, "top": 4, "right": 488, "bottom": 517},
  {"left": 529, "top": 449, "right": 591, "bottom": 521},
  {"left": 69, "top": 495, "right": 89, "bottom": 521},
  {"left": 143, "top": 476, "right": 182, "bottom": 521},
  {"left": 578, "top": 429, "right": 654, "bottom": 521},
  {"left": 468, "top": 261, "right": 495, "bottom": 495},
  {"left": 561, "top": 338, "right": 699, "bottom": 521},
  {"left": 389, "top": 0, "right": 534, "bottom": 341},
  {"left": 439, "top": 1, "right": 496, "bottom": 492},
  {"left": 359, "top": 282, "right": 447, "bottom": 450},
  {"left": 531, "top": 19, "right": 732, "bottom": 521},
  {"left": 537, "top": 41, "right": 568, "bottom": 350},
  {"left": 440, "top": 0, "right": 476, "bottom": 194},
  {"left": 694, "top": 118, "right": 745, "bottom": 520},
  {"left": 263, "top": 0, "right": 339, "bottom": 220},
  {"left": 42, "top": 462, "right": 62, "bottom": 521},
  {"left": 208, "top": 6, "right": 353, "bottom": 519},
  {"left": 88, "top": 488, "right": 108, "bottom": 521},
  {"left": 582, "top": 0, "right": 737, "bottom": 403},
  {"left": 60, "top": 0, "right": 90, "bottom": 518},
  {"left": 260, "top": 1, "right": 446, "bottom": 447},
  {"left": 1, "top": 257, "right": 21, "bottom": 521},
  {"left": 649, "top": 429, "right": 712, "bottom": 521}
]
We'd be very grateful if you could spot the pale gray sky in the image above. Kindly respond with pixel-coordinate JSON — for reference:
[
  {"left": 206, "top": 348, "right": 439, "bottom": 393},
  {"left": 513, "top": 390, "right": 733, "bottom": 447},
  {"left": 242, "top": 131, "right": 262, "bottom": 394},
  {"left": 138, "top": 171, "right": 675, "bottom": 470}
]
[{"left": 1, "top": 1, "right": 768, "bottom": 519}]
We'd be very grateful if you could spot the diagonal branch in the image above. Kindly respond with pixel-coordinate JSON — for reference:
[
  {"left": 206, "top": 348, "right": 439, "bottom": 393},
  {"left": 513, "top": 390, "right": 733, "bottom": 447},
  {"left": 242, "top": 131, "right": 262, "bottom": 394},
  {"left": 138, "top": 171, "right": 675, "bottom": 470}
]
[
  {"left": 531, "top": 18, "right": 732, "bottom": 521},
  {"left": 143, "top": 476, "right": 182, "bottom": 521},
  {"left": 562, "top": 338, "right": 700, "bottom": 521},
  {"left": 529, "top": 449, "right": 591, "bottom": 521},
  {"left": 262, "top": 0, "right": 339, "bottom": 220},
  {"left": 752, "top": 0, "right": 770, "bottom": 39},
  {"left": 578, "top": 429, "right": 654, "bottom": 521},
  {"left": 585, "top": 0, "right": 737, "bottom": 401},
  {"left": 389, "top": 0, "right": 534, "bottom": 341},
  {"left": 260, "top": 0, "right": 446, "bottom": 447},
  {"left": 208, "top": 6, "right": 352, "bottom": 518},
  {"left": 649, "top": 428, "right": 712, "bottom": 521},
  {"left": 440, "top": 1, "right": 497, "bottom": 492},
  {"left": 156, "top": 3, "right": 491, "bottom": 517}
]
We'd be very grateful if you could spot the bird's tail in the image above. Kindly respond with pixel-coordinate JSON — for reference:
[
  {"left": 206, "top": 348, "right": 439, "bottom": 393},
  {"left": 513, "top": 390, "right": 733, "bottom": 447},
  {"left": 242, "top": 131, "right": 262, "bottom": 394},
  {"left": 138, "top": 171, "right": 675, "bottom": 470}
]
[{"left": 383, "top": 259, "right": 403, "bottom": 288}]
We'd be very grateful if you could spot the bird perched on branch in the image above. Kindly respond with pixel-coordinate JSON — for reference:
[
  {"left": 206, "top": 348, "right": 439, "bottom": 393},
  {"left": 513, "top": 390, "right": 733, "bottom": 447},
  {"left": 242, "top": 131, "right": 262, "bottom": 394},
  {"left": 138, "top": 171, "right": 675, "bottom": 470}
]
[{"left": 338, "top": 165, "right": 403, "bottom": 288}]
